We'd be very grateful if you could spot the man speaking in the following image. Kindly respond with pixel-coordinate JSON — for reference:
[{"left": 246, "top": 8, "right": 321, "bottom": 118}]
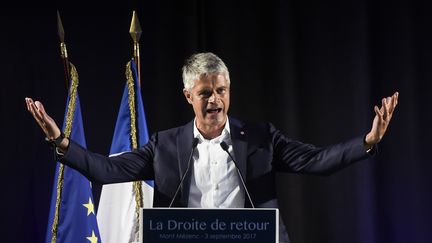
[{"left": 25, "top": 52, "right": 398, "bottom": 242}]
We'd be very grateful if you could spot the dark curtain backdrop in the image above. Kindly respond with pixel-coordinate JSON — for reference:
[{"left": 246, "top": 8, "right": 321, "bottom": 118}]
[{"left": 2, "top": 1, "right": 431, "bottom": 242}]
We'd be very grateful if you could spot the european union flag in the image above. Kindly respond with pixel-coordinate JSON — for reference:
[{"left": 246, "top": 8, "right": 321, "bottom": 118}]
[
  {"left": 97, "top": 59, "right": 153, "bottom": 243},
  {"left": 45, "top": 83, "right": 101, "bottom": 243}
]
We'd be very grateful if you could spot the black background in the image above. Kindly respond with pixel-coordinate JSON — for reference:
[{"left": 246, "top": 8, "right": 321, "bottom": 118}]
[{"left": 2, "top": 1, "right": 431, "bottom": 242}]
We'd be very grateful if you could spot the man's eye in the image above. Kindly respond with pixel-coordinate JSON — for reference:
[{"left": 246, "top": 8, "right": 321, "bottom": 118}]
[
  {"left": 199, "top": 91, "right": 212, "bottom": 97},
  {"left": 217, "top": 88, "right": 226, "bottom": 94}
]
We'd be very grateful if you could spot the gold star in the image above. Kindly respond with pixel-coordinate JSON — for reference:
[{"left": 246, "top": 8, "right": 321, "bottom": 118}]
[
  {"left": 82, "top": 197, "right": 95, "bottom": 216},
  {"left": 86, "top": 230, "right": 98, "bottom": 243}
]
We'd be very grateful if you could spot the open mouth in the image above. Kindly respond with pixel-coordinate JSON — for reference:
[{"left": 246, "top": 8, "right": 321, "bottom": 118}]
[{"left": 206, "top": 108, "right": 222, "bottom": 114}]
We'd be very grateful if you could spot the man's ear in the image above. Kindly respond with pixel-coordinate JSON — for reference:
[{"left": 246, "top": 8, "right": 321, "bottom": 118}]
[{"left": 183, "top": 89, "right": 193, "bottom": 104}]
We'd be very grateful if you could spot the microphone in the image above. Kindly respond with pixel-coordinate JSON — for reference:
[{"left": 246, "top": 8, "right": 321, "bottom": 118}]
[
  {"left": 220, "top": 141, "right": 255, "bottom": 208},
  {"left": 169, "top": 137, "right": 199, "bottom": 208}
]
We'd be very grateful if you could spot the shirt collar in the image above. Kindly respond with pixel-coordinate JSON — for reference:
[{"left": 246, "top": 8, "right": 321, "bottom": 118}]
[{"left": 193, "top": 117, "right": 231, "bottom": 143}]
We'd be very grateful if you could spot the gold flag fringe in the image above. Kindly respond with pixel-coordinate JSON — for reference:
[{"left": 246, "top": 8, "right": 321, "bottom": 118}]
[
  {"left": 51, "top": 63, "right": 79, "bottom": 243},
  {"left": 126, "top": 60, "right": 144, "bottom": 242}
]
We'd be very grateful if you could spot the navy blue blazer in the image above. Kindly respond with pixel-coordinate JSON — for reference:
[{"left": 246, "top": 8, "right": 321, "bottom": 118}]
[{"left": 60, "top": 117, "right": 372, "bottom": 242}]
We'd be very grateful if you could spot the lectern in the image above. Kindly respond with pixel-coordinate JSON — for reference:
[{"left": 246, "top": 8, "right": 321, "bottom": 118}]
[{"left": 139, "top": 208, "right": 279, "bottom": 243}]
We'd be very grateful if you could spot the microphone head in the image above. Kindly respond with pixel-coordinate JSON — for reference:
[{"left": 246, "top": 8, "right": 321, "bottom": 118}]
[
  {"left": 192, "top": 137, "right": 199, "bottom": 148},
  {"left": 220, "top": 141, "right": 229, "bottom": 151}
]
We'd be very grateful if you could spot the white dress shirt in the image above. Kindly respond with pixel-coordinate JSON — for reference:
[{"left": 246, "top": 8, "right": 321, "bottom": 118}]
[{"left": 188, "top": 118, "right": 245, "bottom": 208}]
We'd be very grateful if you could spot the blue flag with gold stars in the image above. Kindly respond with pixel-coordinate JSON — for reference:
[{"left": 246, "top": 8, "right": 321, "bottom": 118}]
[{"left": 45, "top": 91, "right": 101, "bottom": 243}]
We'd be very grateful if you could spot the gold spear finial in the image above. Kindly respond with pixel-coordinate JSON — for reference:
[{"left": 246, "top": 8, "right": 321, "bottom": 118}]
[
  {"left": 57, "top": 11, "right": 65, "bottom": 43},
  {"left": 129, "top": 10, "right": 142, "bottom": 86},
  {"left": 129, "top": 11, "right": 142, "bottom": 43},
  {"left": 56, "top": 11, "right": 70, "bottom": 88}
]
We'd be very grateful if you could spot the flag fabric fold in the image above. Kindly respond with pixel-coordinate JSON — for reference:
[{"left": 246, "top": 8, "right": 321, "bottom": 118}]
[
  {"left": 97, "top": 59, "right": 153, "bottom": 243},
  {"left": 45, "top": 69, "right": 101, "bottom": 243}
]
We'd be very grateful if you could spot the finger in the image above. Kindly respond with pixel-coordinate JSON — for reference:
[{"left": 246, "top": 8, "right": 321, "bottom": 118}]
[
  {"left": 30, "top": 101, "right": 45, "bottom": 124},
  {"left": 374, "top": 105, "right": 383, "bottom": 120},
  {"left": 35, "top": 101, "right": 45, "bottom": 113},
  {"left": 386, "top": 93, "right": 398, "bottom": 116},
  {"left": 27, "top": 99, "right": 37, "bottom": 117},
  {"left": 389, "top": 94, "right": 397, "bottom": 114},
  {"left": 378, "top": 96, "right": 387, "bottom": 113},
  {"left": 385, "top": 97, "right": 392, "bottom": 117},
  {"left": 382, "top": 98, "right": 389, "bottom": 120},
  {"left": 26, "top": 97, "right": 35, "bottom": 112},
  {"left": 25, "top": 97, "right": 30, "bottom": 111},
  {"left": 386, "top": 97, "right": 391, "bottom": 104},
  {"left": 394, "top": 92, "right": 399, "bottom": 107},
  {"left": 35, "top": 101, "right": 47, "bottom": 123}
]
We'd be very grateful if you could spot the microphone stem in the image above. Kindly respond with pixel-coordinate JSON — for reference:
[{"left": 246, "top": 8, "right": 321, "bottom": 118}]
[
  {"left": 225, "top": 151, "right": 255, "bottom": 208},
  {"left": 169, "top": 139, "right": 198, "bottom": 208}
]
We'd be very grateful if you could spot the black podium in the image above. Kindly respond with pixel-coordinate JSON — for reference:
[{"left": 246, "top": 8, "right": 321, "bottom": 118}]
[{"left": 139, "top": 208, "right": 279, "bottom": 243}]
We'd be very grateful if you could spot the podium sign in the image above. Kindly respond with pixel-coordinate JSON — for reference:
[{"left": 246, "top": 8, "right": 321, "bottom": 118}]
[{"left": 139, "top": 208, "right": 278, "bottom": 243}]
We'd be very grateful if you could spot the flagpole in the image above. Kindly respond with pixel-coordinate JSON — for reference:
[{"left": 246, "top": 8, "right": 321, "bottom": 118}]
[
  {"left": 129, "top": 10, "right": 142, "bottom": 87},
  {"left": 51, "top": 11, "right": 81, "bottom": 243},
  {"left": 129, "top": 11, "right": 144, "bottom": 243},
  {"left": 57, "top": 11, "right": 71, "bottom": 89}
]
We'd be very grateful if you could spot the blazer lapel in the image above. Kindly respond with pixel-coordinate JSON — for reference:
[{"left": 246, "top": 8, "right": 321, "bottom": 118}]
[
  {"left": 176, "top": 120, "right": 195, "bottom": 207},
  {"left": 229, "top": 117, "right": 248, "bottom": 182}
]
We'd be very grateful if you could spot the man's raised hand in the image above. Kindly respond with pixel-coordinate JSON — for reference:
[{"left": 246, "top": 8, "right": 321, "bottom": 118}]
[
  {"left": 365, "top": 92, "right": 399, "bottom": 149},
  {"left": 25, "top": 97, "right": 61, "bottom": 140}
]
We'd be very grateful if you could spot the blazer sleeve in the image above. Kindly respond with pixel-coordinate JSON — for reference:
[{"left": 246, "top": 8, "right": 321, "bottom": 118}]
[
  {"left": 270, "top": 123, "right": 375, "bottom": 175},
  {"left": 59, "top": 134, "right": 157, "bottom": 184}
]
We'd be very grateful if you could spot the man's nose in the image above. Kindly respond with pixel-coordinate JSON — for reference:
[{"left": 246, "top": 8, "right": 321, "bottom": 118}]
[{"left": 208, "top": 92, "right": 218, "bottom": 103}]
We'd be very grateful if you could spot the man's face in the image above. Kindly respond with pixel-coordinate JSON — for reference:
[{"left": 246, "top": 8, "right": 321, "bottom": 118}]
[{"left": 183, "top": 73, "right": 230, "bottom": 131}]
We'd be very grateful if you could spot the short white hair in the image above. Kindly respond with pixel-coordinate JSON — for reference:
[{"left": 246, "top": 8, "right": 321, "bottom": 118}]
[{"left": 182, "top": 52, "right": 230, "bottom": 91}]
